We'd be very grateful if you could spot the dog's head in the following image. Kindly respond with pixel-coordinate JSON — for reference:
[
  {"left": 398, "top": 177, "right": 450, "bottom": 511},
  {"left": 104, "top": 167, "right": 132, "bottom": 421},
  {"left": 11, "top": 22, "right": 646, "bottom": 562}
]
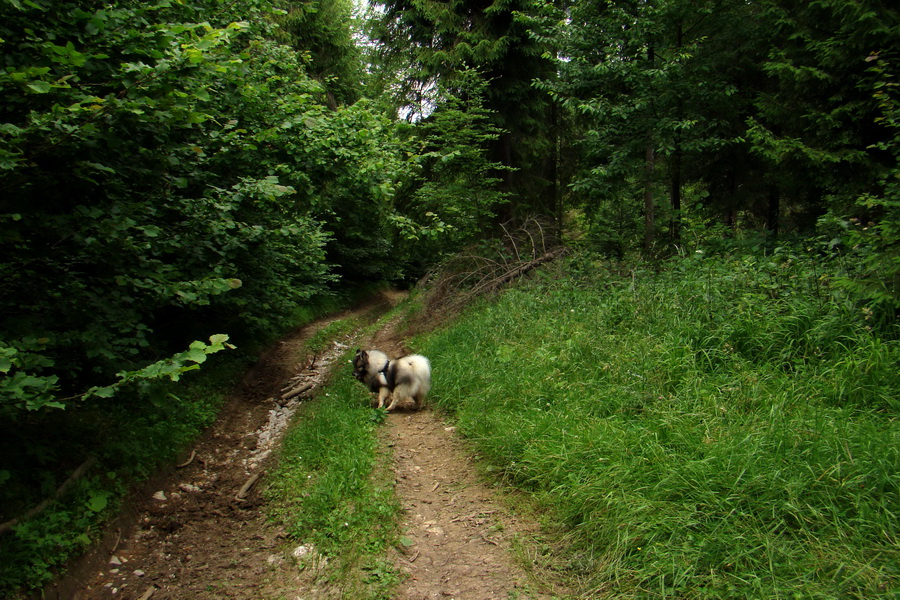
[{"left": 352, "top": 349, "right": 369, "bottom": 382}]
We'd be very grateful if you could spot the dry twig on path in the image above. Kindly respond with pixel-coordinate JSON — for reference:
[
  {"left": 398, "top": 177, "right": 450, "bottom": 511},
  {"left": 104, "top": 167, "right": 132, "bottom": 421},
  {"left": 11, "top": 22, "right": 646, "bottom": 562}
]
[
  {"left": 176, "top": 449, "right": 196, "bottom": 468},
  {"left": 235, "top": 471, "right": 264, "bottom": 501}
]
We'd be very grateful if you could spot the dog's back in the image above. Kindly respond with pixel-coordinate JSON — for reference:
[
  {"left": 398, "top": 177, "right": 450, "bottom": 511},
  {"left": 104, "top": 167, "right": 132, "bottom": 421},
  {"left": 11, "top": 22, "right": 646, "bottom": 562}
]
[{"left": 386, "top": 354, "right": 431, "bottom": 410}]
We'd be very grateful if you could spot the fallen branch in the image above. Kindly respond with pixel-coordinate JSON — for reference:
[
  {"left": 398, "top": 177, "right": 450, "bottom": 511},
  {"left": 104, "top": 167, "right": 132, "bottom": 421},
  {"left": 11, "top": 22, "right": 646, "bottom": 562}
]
[
  {"left": 176, "top": 449, "right": 196, "bottom": 468},
  {"left": 280, "top": 381, "right": 313, "bottom": 400},
  {"left": 280, "top": 375, "right": 303, "bottom": 391},
  {"left": 110, "top": 527, "right": 122, "bottom": 554},
  {"left": 471, "top": 247, "right": 566, "bottom": 295},
  {"left": 0, "top": 456, "right": 97, "bottom": 535},
  {"left": 412, "top": 218, "right": 565, "bottom": 333},
  {"left": 137, "top": 586, "right": 158, "bottom": 600},
  {"left": 235, "top": 471, "right": 264, "bottom": 501}
]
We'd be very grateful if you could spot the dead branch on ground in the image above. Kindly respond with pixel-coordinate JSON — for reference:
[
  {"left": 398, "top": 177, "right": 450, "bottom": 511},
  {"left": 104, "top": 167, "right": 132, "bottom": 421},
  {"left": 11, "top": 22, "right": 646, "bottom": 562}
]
[{"left": 235, "top": 471, "right": 264, "bottom": 501}]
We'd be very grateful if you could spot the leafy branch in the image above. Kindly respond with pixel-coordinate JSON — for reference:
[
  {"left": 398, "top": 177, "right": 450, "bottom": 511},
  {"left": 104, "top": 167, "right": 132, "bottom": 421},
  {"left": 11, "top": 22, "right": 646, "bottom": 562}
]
[{"left": 1, "top": 335, "right": 235, "bottom": 413}]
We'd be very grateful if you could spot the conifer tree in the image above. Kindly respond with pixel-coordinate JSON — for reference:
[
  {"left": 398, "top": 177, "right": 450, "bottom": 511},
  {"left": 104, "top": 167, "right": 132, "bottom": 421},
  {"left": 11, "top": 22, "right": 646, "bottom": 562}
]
[
  {"left": 367, "top": 0, "right": 560, "bottom": 221},
  {"left": 277, "top": 0, "right": 366, "bottom": 106}
]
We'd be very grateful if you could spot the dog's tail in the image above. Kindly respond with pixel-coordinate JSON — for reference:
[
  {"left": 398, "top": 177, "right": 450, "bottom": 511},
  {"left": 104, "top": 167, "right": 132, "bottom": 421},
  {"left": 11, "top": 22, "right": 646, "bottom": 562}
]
[{"left": 397, "top": 354, "right": 431, "bottom": 393}]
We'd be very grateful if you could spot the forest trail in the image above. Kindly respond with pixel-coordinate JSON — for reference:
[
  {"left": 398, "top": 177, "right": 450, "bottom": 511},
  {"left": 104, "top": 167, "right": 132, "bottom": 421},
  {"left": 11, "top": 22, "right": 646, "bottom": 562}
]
[
  {"left": 383, "top": 412, "right": 556, "bottom": 600},
  {"left": 53, "top": 291, "right": 560, "bottom": 600}
]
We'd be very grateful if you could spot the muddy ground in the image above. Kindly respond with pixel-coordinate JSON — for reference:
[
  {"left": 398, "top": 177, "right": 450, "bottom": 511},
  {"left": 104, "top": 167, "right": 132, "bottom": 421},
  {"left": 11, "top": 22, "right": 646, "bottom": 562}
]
[{"left": 46, "top": 291, "right": 566, "bottom": 600}]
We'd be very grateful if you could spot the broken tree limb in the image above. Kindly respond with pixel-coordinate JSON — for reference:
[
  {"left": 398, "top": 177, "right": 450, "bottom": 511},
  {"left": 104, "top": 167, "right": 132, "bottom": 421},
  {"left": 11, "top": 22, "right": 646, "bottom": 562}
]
[
  {"left": 137, "top": 586, "right": 157, "bottom": 600},
  {"left": 0, "top": 456, "right": 97, "bottom": 535},
  {"left": 280, "top": 381, "right": 313, "bottom": 400},
  {"left": 481, "top": 247, "right": 566, "bottom": 291},
  {"left": 235, "top": 471, "right": 264, "bottom": 501},
  {"left": 176, "top": 449, "right": 196, "bottom": 468}
]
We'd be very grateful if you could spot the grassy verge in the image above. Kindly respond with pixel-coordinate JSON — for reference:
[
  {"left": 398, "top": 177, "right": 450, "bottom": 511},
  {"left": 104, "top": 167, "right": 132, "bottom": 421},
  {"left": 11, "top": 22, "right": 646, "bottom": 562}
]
[
  {"left": 265, "top": 347, "right": 402, "bottom": 599},
  {"left": 416, "top": 248, "right": 899, "bottom": 599}
]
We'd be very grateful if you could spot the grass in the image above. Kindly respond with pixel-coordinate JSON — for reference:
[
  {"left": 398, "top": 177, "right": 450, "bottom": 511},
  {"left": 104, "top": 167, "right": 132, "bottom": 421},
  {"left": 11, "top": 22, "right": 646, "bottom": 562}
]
[
  {"left": 416, "top": 247, "right": 900, "bottom": 599},
  {"left": 264, "top": 341, "right": 402, "bottom": 600}
]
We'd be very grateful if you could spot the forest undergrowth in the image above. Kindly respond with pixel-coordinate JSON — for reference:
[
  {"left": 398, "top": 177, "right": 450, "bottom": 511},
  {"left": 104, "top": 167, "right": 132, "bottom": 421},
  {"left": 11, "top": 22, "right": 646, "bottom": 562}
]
[{"left": 418, "top": 246, "right": 899, "bottom": 599}]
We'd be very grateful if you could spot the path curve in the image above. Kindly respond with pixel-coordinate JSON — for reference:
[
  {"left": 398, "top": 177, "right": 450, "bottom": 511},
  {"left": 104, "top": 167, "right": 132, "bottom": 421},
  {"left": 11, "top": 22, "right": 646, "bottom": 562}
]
[{"left": 51, "top": 290, "right": 563, "bottom": 600}]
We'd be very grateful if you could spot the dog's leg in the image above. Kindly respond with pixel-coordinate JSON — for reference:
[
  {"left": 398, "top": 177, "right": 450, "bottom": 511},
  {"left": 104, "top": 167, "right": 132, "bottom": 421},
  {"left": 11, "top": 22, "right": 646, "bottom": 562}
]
[
  {"left": 385, "top": 388, "right": 403, "bottom": 411},
  {"left": 377, "top": 386, "right": 391, "bottom": 409}
]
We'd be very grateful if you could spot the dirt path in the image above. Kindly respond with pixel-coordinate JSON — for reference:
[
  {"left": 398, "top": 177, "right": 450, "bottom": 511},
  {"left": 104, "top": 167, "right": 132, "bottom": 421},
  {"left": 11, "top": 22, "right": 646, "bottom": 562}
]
[
  {"left": 51, "top": 291, "right": 562, "bottom": 600},
  {"left": 385, "top": 412, "right": 557, "bottom": 600}
]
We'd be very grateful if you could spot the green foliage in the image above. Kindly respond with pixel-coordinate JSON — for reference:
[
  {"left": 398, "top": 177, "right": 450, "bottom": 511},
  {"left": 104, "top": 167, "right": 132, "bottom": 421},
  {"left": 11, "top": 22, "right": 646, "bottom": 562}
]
[
  {"left": 392, "top": 71, "right": 511, "bottom": 269},
  {"left": 748, "top": 1, "right": 894, "bottom": 206},
  {"left": 276, "top": 0, "right": 366, "bottom": 106},
  {"left": 0, "top": 334, "right": 233, "bottom": 415},
  {"left": 0, "top": 347, "right": 244, "bottom": 595},
  {"left": 0, "top": 471, "right": 120, "bottom": 593},
  {"left": 0, "top": 0, "right": 411, "bottom": 414},
  {"left": 417, "top": 250, "right": 899, "bottom": 598},
  {"left": 539, "top": 0, "right": 898, "bottom": 250},
  {"left": 819, "top": 52, "right": 900, "bottom": 313},
  {"left": 367, "top": 0, "right": 559, "bottom": 215},
  {"left": 0, "top": 1, "right": 412, "bottom": 594}
]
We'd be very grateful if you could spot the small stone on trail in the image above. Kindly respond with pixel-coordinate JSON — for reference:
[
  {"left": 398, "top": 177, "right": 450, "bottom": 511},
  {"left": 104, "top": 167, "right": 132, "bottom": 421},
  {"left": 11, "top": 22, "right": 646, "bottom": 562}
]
[
  {"left": 292, "top": 544, "right": 316, "bottom": 560},
  {"left": 152, "top": 491, "right": 166, "bottom": 501}
]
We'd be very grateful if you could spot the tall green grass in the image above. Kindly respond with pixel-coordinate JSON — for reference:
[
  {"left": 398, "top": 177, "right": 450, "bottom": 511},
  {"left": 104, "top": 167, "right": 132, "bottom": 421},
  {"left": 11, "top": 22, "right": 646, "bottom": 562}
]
[{"left": 419, "top": 249, "right": 899, "bottom": 598}]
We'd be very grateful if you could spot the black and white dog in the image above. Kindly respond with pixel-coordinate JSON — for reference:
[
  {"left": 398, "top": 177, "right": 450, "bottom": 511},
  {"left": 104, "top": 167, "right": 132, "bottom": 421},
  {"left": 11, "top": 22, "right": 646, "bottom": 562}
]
[{"left": 352, "top": 349, "right": 431, "bottom": 411}]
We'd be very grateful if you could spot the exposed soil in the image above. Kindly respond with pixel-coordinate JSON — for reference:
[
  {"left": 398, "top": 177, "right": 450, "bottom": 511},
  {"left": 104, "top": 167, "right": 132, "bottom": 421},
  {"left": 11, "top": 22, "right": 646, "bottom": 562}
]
[
  {"left": 48, "top": 290, "right": 564, "bottom": 600},
  {"left": 385, "top": 413, "right": 559, "bottom": 600}
]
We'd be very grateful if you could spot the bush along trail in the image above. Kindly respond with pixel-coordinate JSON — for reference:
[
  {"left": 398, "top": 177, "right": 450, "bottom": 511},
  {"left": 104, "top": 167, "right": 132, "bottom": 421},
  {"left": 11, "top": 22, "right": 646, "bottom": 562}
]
[{"left": 54, "top": 290, "right": 563, "bottom": 600}]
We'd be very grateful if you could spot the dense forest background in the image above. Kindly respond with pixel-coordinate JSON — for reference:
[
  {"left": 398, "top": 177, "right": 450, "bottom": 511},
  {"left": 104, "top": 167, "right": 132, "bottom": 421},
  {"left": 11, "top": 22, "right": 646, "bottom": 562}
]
[{"left": 0, "top": 0, "right": 897, "bottom": 595}]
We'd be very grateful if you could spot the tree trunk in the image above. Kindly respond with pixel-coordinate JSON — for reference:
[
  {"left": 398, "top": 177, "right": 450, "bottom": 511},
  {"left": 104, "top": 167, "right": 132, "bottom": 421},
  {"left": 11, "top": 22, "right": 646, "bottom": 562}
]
[
  {"left": 644, "top": 143, "right": 656, "bottom": 250},
  {"left": 496, "top": 132, "right": 515, "bottom": 223},
  {"left": 766, "top": 186, "right": 780, "bottom": 238},
  {"left": 551, "top": 100, "right": 561, "bottom": 239},
  {"left": 671, "top": 142, "right": 682, "bottom": 244}
]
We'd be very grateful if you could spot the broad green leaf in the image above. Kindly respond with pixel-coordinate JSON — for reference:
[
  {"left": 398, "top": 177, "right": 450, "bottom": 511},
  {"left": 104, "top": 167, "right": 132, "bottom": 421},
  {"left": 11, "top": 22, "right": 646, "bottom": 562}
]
[
  {"left": 26, "top": 81, "right": 51, "bottom": 94},
  {"left": 86, "top": 493, "right": 108, "bottom": 512}
]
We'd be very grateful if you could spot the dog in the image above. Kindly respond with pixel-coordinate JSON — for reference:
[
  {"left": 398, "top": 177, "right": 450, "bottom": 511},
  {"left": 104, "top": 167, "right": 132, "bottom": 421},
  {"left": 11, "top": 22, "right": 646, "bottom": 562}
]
[{"left": 353, "top": 348, "right": 431, "bottom": 411}]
